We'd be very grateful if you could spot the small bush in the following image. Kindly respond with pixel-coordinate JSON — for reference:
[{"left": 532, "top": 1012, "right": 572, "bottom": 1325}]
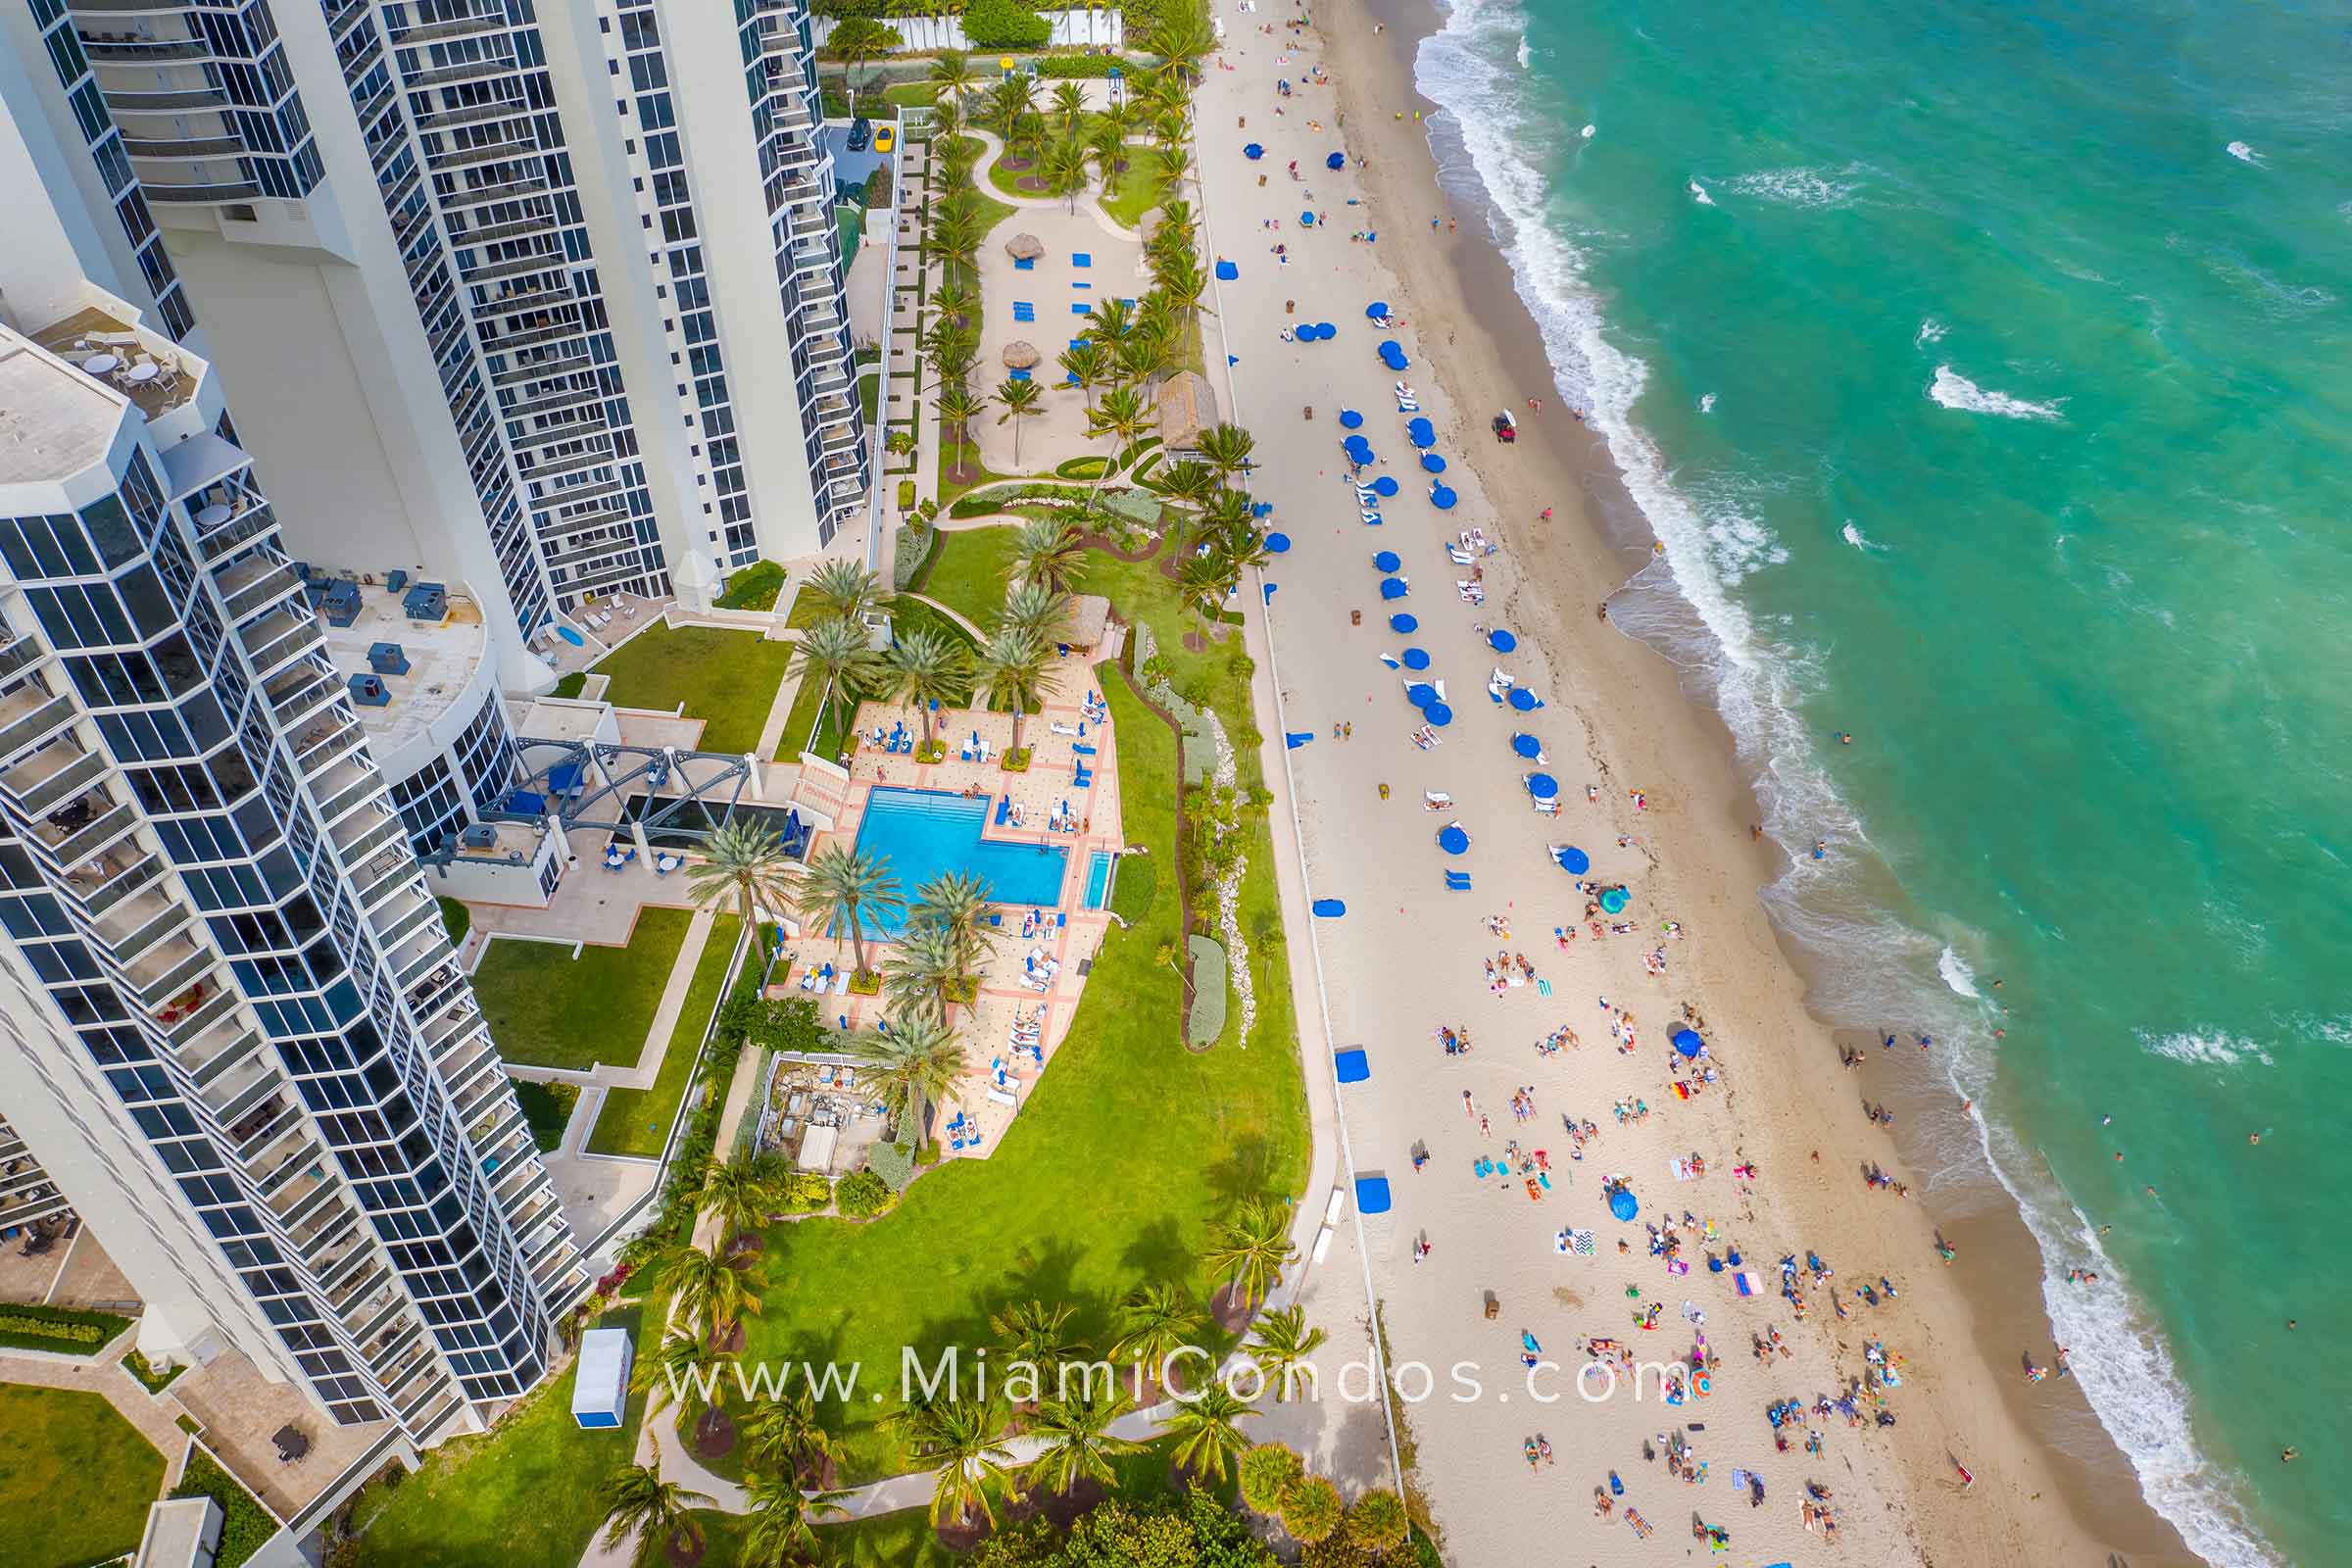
[
  {"left": 1054, "top": 455, "right": 1108, "bottom": 479},
  {"left": 715, "top": 560, "right": 786, "bottom": 612},
  {"left": 867, "top": 1140, "right": 916, "bottom": 1192},
  {"left": 1238, "top": 1444, "right": 1301, "bottom": 1513},
  {"left": 1345, "top": 1488, "right": 1410, "bottom": 1551},
  {"left": 172, "top": 1447, "right": 275, "bottom": 1568},
  {"left": 1280, "top": 1475, "right": 1343, "bottom": 1544},
  {"left": 837, "top": 1168, "right": 893, "bottom": 1216},
  {"left": 1035, "top": 53, "right": 1124, "bottom": 78},
  {"left": 122, "top": 1348, "right": 184, "bottom": 1394},
  {"left": 1000, "top": 746, "right": 1033, "bottom": 772},
  {"left": 0, "top": 1302, "right": 130, "bottom": 1355},
  {"left": 897, "top": 478, "right": 917, "bottom": 510},
  {"left": 963, "top": 0, "right": 1049, "bottom": 49},
  {"left": 848, "top": 968, "right": 883, "bottom": 996}
]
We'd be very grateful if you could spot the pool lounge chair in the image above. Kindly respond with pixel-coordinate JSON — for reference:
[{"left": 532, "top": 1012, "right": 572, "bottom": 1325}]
[
  {"left": 1071, "top": 743, "right": 1096, "bottom": 756},
  {"left": 995, "top": 796, "right": 1011, "bottom": 826},
  {"left": 833, "top": 971, "right": 851, "bottom": 995},
  {"left": 1049, "top": 720, "right": 1080, "bottom": 737}
]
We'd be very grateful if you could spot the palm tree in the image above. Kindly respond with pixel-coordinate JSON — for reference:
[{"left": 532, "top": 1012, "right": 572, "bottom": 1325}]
[
  {"left": 1045, "top": 135, "right": 1092, "bottom": 216},
  {"left": 1196, "top": 422, "right": 1256, "bottom": 485},
  {"left": 805, "top": 559, "right": 888, "bottom": 624},
  {"left": 684, "top": 819, "right": 797, "bottom": 940},
  {"left": 1083, "top": 294, "right": 1136, "bottom": 348},
  {"left": 1163, "top": 1380, "right": 1254, "bottom": 1483},
  {"left": 1025, "top": 1389, "right": 1142, "bottom": 1496},
  {"left": 697, "top": 1150, "right": 785, "bottom": 1240},
  {"left": 990, "top": 1297, "right": 1084, "bottom": 1376},
  {"left": 1088, "top": 119, "right": 1128, "bottom": 190},
  {"left": 911, "top": 869, "right": 997, "bottom": 970},
  {"left": 892, "top": 1394, "right": 1015, "bottom": 1529},
  {"left": 1176, "top": 545, "right": 1230, "bottom": 631},
  {"left": 934, "top": 382, "right": 988, "bottom": 484},
  {"left": 598, "top": 1462, "right": 715, "bottom": 1567},
  {"left": 999, "top": 582, "right": 1073, "bottom": 648},
  {"left": 930, "top": 93, "right": 964, "bottom": 150},
  {"left": 850, "top": 1004, "right": 963, "bottom": 1140},
  {"left": 922, "top": 320, "right": 979, "bottom": 394},
  {"left": 1008, "top": 514, "right": 1084, "bottom": 593},
  {"left": 1155, "top": 252, "right": 1207, "bottom": 323},
  {"left": 878, "top": 626, "right": 970, "bottom": 746},
  {"left": 790, "top": 614, "right": 880, "bottom": 760},
  {"left": 1155, "top": 458, "right": 1218, "bottom": 512},
  {"left": 972, "top": 627, "right": 1055, "bottom": 752},
  {"left": 662, "top": 1240, "right": 762, "bottom": 1346},
  {"left": 827, "top": 17, "right": 901, "bottom": 97},
  {"left": 1202, "top": 1197, "right": 1296, "bottom": 1316},
  {"left": 634, "top": 1331, "right": 723, "bottom": 1442},
  {"left": 1109, "top": 1282, "right": 1202, "bottom": 1391},
  {"left": 1245, "top": 1303, "right": 1327, "bottom": 1401},
  {"left": 1049, "top": 78, "right": 1087, "bottom": 130},
  {"left": 929, "top": 48, "right": 972, "bottom": 104},
  {"left": 1085, "top": 386, "right": 1155, "bottom": 498},
  {"left": 995, "top": 376, "right": 1042, "bottom": 466},
  {"left": 932, "top": 277, "right": 977, "bottom": 329},
  {"left": 1237, "top": 1442, "right": 1302, "bottom": 1514},
  {"left": 1115, "top": 330, "right": 1170, "bottom": 388},
  {"left": 742, "top": 1384, "right": 844, "bottom": 1486},
  {"left": 985, "top": 73, "right": 1035, "bottom": 142},
  {"left": 1346, "top": 1489, "right": 1412, "bottom": 1552},
  {"left": 879, "top": 919, "right": 962, "bottom": 1015},
  {"left": 1056, "top": 340, "right": 1107, "bottom": 412},
  {"left": 1148, "top": 13, "right": 1217, "bottom": 81},
  {"left": 738, "top": 1470, "right": 851, "bottom": 1568},
  {"left": 794, "top": 841, "right": 904, "bottom": 977}
]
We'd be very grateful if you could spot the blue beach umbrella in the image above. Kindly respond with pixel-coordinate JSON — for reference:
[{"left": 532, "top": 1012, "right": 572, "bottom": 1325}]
[
  {"left": 1263, "top": 532, "right": 1291, "bottom": 554},
  {"left": 1343, "top": 434, "right": 1374, "bottom": 465},
  {"left": 1673, "top": 1029, "right": 1705, "bottom": 1059},
  {"left": 1438, "top": 825, "right": 1470, "bottom": 855},
  {"left": 1511, "top": 732, "right": 1542, "bottom": 760},
  {"left": 1526, "top": 772, "right": 1559, "bottom": 801},
  {"left": 1400, "top": 647, "right": 1432, "bottom": 670},
  {"left": 1406, "top": 416, "right": 1436, "bottom": 447},
  {"left": 1299, "top": 211, "right": 1316, "bottom": 227},
  {"left": 1430, "top": 483, "right": 1458, "bottom": 510},
  {"left": 1378, "top": 340, "right": 1409, "bottom": 371},
  {"left": 1365, "top": 301, "right": 1392, "bottom": 318},
  {"left": 1507, "top": 687, "right": 1540, "bottom": 712},
  {"left": 1599, "top": 887, "right": 1629, "bottom": 915},
  {"left": 1312, "top": 898, "right": 1347, "bottom": 917},
  {"left": 1424, "top": 702, "right": 1454, "bottom": 727},
  {"left": 1371, "top": 550, "right": 1401, "bottom": 571},
  {"left": 1372, "top": 474, "right": 1399, "bottom": 497},
  {"left": 1339, "top": 408, "right": 1364, "bottom": 428},
  {"left": 1326, "top": 151, "right": 1347, "bottom": 171},
  {"left": 1245, "top": 143, "right": 1264, "bottom": 160},
  {"left": 1388, "top": 612, "right": 1418, "bottom": 633},
  {"left": 1421, "top": 452, "right": 1446, "bottom": 473},
  {"left": 1215, "top": 260, "right": 1238, "bottom": 280},
  {"left": 1609, "top": 1187, "right": 1640, "bottom": 1222},
  {"left": 1314, "top": 322, "right": 1337, "bottom": 339},
  {"left": 1379, "top": 576, "right": 1409, "bottom": 601},
  {"left": 1488, "top": 627, "right": 1518, "bottom": 652},
  {"left": 1404, "top": 682, "right": 1438, "bottom": 708},
  {"left": 1553, "top": 845, "right": 1591, "bottom": 875}
]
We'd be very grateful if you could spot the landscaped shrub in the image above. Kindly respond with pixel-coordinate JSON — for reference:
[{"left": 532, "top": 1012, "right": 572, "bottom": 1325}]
[
  {"left": 172, "top": 1447, "right": 275, "bottom": 1568},
  {"left": 1034, "top": 53, "right": 1125, "bottom": 79},
  {"left": 1184, "top": 935, "right": 1227, "bottom": 1047},
  {"left": 836, "top": 1168, "right": 892, "bottom": 1216},
  {"left": 962, "top": 0, "right": 1050, "bottom": 50},
  {"left": 0, "top": 1302, "right": 131, "bottom": 1355},
  {"left": 896, "top": 478, "right": 917, "bottom": 510},
  {"left": 1054, "top": 455, "right": 1108, "bottom": 479},
  {"left": 1237, "top": 1444, "right": 1301, "bottom": 1513},
  {"left": 715, "top": 560, "right": 786, "bottom": 612},
  {"left": 1343, "top": 1488, "right": 1410, "bottom": 1551},
  {"left": 122, "top": 1348, "right": 184, "bottom": 1394},
  {"left": 1279, "top": 1475, "right": 1343, "bottom": 1544},
  {"left": 866, "top": 1140, "right": 916, "bottom": 1192}
]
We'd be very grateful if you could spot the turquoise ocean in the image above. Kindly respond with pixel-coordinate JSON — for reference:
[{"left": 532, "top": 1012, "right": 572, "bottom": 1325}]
[{"left": 1416, "top": 1, "right": 2352, "bottom": 1561}]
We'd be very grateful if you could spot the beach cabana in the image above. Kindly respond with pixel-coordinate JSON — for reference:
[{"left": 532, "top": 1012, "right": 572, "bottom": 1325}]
[
  {"left": 1400, "top": 648, "right": 1431, "bottom": 670},
  {"left": 1061, "top": 594, "right": 1112, "bottom": 653},
  {"left": 1372, "top": 550, "right": 1401, "bottom": 572},
  {"left": 1421, "top": 453, "right": 1446, "bottom": 473},
  {"left": 1004, "top": 232, "right": 1044, "bottom": 263},
  {"left": 1389, "top": 612, "right": 1417, "bottom": 632},
  {"left": 1378, "top": 339, "right": 1410, "bottom": 371},
  {"left": 1489, "top": 627, "right": 1518, "bottom": 652},
  {"left": 1511, "top": 733, "right": 1543, "bottom": 760},
  {"left": 1155, "top": 369, "right": 1215, "bottom": 450},
  {"left": 1438, "top": 824, "right": 1470, "bottom": 855},
  {"left": 1430, "top": 482, "right": 1458, "bottom": 510},
  {"left": 1001, "top": 339, "right": 1040, "bottom": 369},
  {"left": 1552, "top": 845, "right": 1591, "bottom": 875},
  {"left": 1380, "top": 576, "right": 1410, "bottom": 601},
  {"left": 1406, "top": 416, "right": 1437, "bottom": 447}
]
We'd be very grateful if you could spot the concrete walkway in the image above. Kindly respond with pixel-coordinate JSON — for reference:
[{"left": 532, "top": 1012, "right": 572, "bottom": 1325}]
[{"left": 0, "top": 1334, "right": 186, "bottom": 1473}]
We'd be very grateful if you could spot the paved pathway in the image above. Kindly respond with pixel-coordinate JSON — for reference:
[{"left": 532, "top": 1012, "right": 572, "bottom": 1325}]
[{"left": 0, "top": 1335, "right": 185, "bottom": 1473}]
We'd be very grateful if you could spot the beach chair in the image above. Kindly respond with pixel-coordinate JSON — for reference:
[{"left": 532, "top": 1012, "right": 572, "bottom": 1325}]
[
  {"left": 1072, "top": 302, "right": 1092, "bottom": 315},
  {"left": 1070, "top": 743, "right": 1096, "bottom": 756},
  {"left": 1072, "top": 253, "right": 1092, "bottom": 268},
  {"left": 1011, "top": 301, "right": 1036, "bottom": 321},
  {"left": 1423, "top": 790, "right": 1453, "bottom": 809}
]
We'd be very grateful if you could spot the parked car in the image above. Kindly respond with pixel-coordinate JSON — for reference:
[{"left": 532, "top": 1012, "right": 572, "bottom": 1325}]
[
  {"left": 874, "top": 123, "right": 896, "bottom": 154},
  {"left": 847, "top": 116, "right": 871, "bottom": 153}
]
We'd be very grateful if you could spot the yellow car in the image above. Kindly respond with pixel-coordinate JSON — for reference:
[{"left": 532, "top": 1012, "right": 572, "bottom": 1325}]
[{"left": 874, "top": 124, "right": 896, "bottom": 154}]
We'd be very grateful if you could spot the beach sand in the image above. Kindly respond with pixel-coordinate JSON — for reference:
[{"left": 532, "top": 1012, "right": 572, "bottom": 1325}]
[{"left": 1194, "top": 2, "right": 2200, "bottom": 1562}]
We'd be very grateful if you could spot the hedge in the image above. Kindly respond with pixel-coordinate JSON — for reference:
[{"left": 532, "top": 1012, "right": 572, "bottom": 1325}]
[
  {"left": 715, "top": 560, "right": 786, "bottom": 612},
  {"left": 0, "top": 1302, "right": 132, "bottom": 1356},
  {"left": 172, "top": 1447, "right": 276, "bottom": 1568},
  {"left": 1035, "top": 54, "right": 1126, "bottom": 79},
  {"left": 963, "top": 0, "right": 1050, "bottom": 49},
  {"left": 1054, "top": 455, "right": 1108, "bottom": 479},
  {"left": 1184, "top": 935, "right": 1227, "bottom": 1047}
]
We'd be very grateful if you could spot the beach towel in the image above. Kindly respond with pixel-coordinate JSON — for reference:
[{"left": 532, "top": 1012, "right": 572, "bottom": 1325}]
[
  {"left": 1569, "top": 1228, "right": 1595, "bottom": 1256},
  {"left": 1672, "top": 1081, "right": 1693, "bottom": 1101},
  {"left": 1670, "top": 1156, "right": 1692, "bottom": 1181},
  {"left": 1735, "top": 1270, "right": 1765, "bottom": 1297},
  {"left": 1667, "top": 1257, "right": 1690, "bottom": 1276}
]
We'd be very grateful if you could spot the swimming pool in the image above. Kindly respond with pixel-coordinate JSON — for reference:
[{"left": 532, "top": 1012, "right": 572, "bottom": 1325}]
[
  {"left": 555, "top": 624, "right": 585, "bottom": 647},
  {"left": 852, "top": 789, "right": 1068, "bottom": 933},
  {"left": 1082, "top": 851, "right": 1115, "bottom": 909}
]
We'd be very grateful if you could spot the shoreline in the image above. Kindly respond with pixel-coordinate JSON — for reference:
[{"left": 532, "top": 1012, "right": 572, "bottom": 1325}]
[{"left": 1204, "top": 1, "right": 2198, "bottom": 1561}]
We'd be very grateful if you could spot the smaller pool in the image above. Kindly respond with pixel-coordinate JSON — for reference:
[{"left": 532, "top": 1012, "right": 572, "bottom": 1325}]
[
  {"left": 556, "top": 625, "right": 586, "bottom": 647},
  {"left": 1082, "top": 851, "right": 1115, "bottom": 909}
]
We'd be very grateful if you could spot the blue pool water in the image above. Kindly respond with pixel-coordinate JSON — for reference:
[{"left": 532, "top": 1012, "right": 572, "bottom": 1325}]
[
  {"left": 555, "top": 625, "right": 585, "bottom": 647},
  {"left": 1082, "top": 851, "right": 1114, "bottom": 909},
  {"left": 852, "top": 789, "right": 1067, "bottom": 933}
]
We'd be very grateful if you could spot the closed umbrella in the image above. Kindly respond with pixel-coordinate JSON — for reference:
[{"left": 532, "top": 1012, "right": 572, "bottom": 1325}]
[
  {"left": 1511, "top": 733, "right": 1543, "bottom": 759},
  {"left": 1263, "top": 532, "right": 1292, "bottom": 554},
  {"left": 1372, "top": 550, "right": 1401, "bottom": 572},
  {"left": 1339, "top": 408, "right": 1364, "bottom": 428},
  {"left": 1388, "top": 612, "right": 1418, "bottom": 632},
  {"left": 1372, "top": 475, "right": 1399, "bottom": 496},
  {"left": 1430, "top": 483, "right": 1458, "bottom": 510},
  {"left": 1379, "top": 576, "right": 1408, "bottom": 601},
  {"left": 1424, "top": 702, "right": 1453, "bottom": 727},
  {"left": 1488, "top": 627, "right": 1518, "bottom": 652},
  {"left": 1400, "top": 647, "right": 1431, "bottom": 670},
  {"left": 1507, "top": 687, "right": 1539, "bottom": 712},
  {"left": 1553, "top": 845, "right": 1591, "bottom": 874},
  {"left": 1673, "top": 1029, "right": 1705, "bottom": 1059},
  {"left": 1406, "top": 416, "right": 1436, "bottom": 447},
  {"left": 1404, "top": 682, "right": 1438, "bottom": 708},
  {"left": 1598, "top": 887, "right": 1629, "bottom": 915},
  {"left": 1421, "top": 452, "right": 1447, "bottom": 473},
  {"left": 1438, "top": 824, "right": 1470, "bottom": 855},
  {"left": 1527, "top": 772, "right": 1560, "bottom": 801}
]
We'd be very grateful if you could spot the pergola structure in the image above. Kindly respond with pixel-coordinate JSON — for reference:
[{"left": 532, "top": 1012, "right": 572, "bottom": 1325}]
[{"left": 423, "top": 735, "right": 803, "bottom": 866}]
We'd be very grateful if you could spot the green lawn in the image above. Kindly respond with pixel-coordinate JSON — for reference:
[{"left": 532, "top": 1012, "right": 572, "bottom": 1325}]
[
  {"left": 591, "top": 622, "right": 797, "bottom": 755},
  {"left": 350, "top": 1308, "right": 645, "bottom": 1568},
  {"left": 919, "top": 524, "right": 1023, "bottom": 629},
  {"left": 473, "top": 909, "right": 695, "bottom": 1072},
  {"left": 549, "top": 671, "right": 588, "bottom": 700},
  {"left": 514, "top": 1079, "right": 579, "bottom": 1152},
  {"left": 737, "top": 661, "right": 1308, "bottom": 1481},
  {"left": 858, "top": 370, "right": 881, "bottom": 425},
  {"left": 0, "top": 1385, "right": 164, "bottom": 1568},
  {"left": 588, "top": 914, "right": 743, "bottom": 1157},
  {"left": 715, "top": 560, "right": 785, "bottom": 612},
  {"left": 882, "top": 80, "right": 939, "bottom": 108},
  {"left": 1101, "top": 145, "right": 1165, "bottom": 228},
  {"left": 436, "top": 896, "right": 470, "bottom": 944}
]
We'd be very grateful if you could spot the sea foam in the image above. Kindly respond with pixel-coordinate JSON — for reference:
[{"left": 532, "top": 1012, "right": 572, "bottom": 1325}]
[{"left": 1928, "top": 366, "right": 2066, "bottom": 421}]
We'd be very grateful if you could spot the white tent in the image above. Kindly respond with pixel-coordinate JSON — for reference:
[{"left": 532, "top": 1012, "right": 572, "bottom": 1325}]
[
  {"left": 798, "top": 1123, "right": 840, "bottom": 1173},
  {"left": 572, "top": 1327, "right": 634, "bottom": 1429}
]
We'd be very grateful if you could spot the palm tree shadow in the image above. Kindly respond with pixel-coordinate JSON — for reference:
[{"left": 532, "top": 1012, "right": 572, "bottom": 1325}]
[{"left": 1202, "top": 1132, "right": 1278, "bottom": 1212}]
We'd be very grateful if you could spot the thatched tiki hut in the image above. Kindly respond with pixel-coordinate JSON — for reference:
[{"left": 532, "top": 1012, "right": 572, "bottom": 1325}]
[
  {"left": 1154, "top": 369, "right": 1216, "bottom": 451},
  {"left": 1001, "top": 340, "right": 1041, "bottom": 370},
  {"left": 1005, "top": 232, "right": 1045, "bottom": 263}
]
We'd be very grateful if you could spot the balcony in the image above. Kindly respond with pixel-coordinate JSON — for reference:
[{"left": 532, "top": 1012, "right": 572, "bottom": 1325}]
[
  {"left": 390, "top": 9, "right": 509, "bottom": 46},
  {"left": 434, "top": 138, "right": 537, "bottom": 172},
  {"left": 0, "top": 682, "right": 77, "bottom": 763},
  {"left": 240, "top": 606, "right": 322, "bottom": 680},
  {"left": 463, "top": 249, "right": 566, "bottom": 287},
  {"left": 368, "top": 886, "right": 438, "bottom": 951},
  {"left": 263, "top": 1160, "right": 337, "bottom": 1230},
  {"left": 163, "top": 984, "right": 237, "bottom": 1049},
  {"left": 453, "top": 205, "right": 558, "bottom": 246},
  {"left": 247, "top": 1128, "right": 317, "bottom": 1198},
  {"left": 265, "top": 664, "right": 339, "bottom": 733},
  {"left": 312, "top": 756, "right": 383, "bottom": 828},
  {"left": 176, "top": 1016, "right": 256, "bottom": 1088},
  {"left": 57, "top": 845, "right": 156, "bottom": 918},
  {"left": 484, "top": 316, "right": 588, "bottom": 355},
  {"left": 415, "top": 97, "right": 531, "bottom": 134},
  {"left": 77, "top": 33, "right": 213, "bottom": 63},
  {"left": 198, "top": 1054, "right": 279, "bottom": 1128},
  {"left": 330, "top": 808, "right": 406, "bottom": 867},
  {"left": 145, "top": 180, "right": 268, "bottom": 206},
  {"left": 543, "top": 538, "right": 636, "bottom": 575},
  {"left": 30, "top": 791, "right": 138, "bottom": 868},
  {"left": 122, "top": 134, "right": 245, "bottom": 160},
  {"left": 1, "top": 740, "right": 106, "bottom": 818},
  {"left": 194, "top": 499, "right": 280, "bottom": 561},
  {"left": 122, "top": 933, "right": 209, "bottom": 1009},
  {"left": 490, "top": 350, "right": 592, "bottom": 387},
  {"left": 405, "top": 55, "right": 516, "bottom": 90},
  {"left": 291, "top": 715, "right": 362, "bottom": 779},
  {"left": 519, "top": 446, "right": 616, "bottom": 484},
  {"left": 500, "top": 383, "right": 603, "bottom": 422},
  {"left": 216, "top": 555, "right": 305, "bottom": 622},
  {"left": 436, "top": 173, "right": 548, "bottom": 210},
  {"left": 104, "top": 86, "right": 227, "bottom": 111},
  {"left": 91, "top": 884, "right": 190, "bottom": 965}
]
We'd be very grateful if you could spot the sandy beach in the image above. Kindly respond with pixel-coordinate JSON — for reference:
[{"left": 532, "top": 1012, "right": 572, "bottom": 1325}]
[{"left": 1192, "top": 2, "right": 2200, "bottom": 1562}]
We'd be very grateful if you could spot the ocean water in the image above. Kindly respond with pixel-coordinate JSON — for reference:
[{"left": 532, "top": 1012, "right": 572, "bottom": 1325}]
[{"left": 1415, "top": 1, "right": 2352, "bottom": 1562}]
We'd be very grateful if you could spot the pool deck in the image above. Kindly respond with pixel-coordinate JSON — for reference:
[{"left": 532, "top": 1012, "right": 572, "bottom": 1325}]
[{"left": 781, "top": 676, "right": 1127, "bottom": 1159}]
